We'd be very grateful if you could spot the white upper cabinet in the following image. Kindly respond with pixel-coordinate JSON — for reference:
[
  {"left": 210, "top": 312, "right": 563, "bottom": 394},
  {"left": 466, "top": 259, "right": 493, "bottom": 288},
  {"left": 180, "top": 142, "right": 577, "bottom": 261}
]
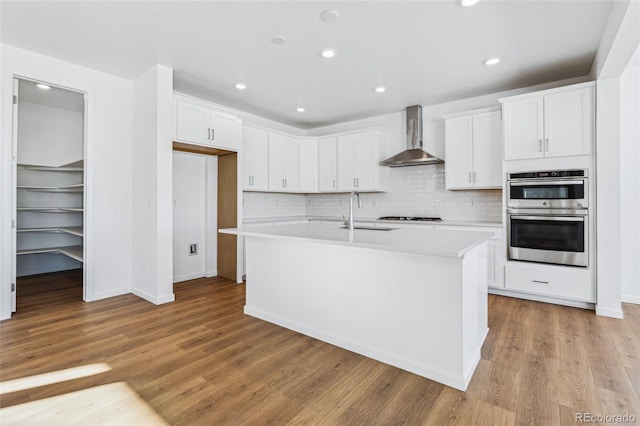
[
  {"left": 299, "top": 138, "right": 319, "bottom": 192},
  {"left": 501, "top": 83, "right": 593, "bottom": 160},
  {"left": 445, "top": 109, "right": 502, "bottom": 190},
  {"left": 243, "top": 127, "right": 269, "bottom": 191},
  {"left": 318, "top": 137, "right": 338, "bottom": 192},
  {"left": 268, "top": 133, "right": 300, "bottom": 192},
  {"left": 175, "top": 100, "right": 242, "bottom": 151},
  {"left": 336, "top": 130, "right": 382, "bottom": 191}
]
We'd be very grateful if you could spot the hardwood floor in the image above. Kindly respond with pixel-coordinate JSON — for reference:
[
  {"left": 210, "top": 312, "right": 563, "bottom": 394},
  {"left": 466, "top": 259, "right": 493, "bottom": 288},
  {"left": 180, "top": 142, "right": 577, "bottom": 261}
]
[{"left": 1, "top": 272, "right": 639, "bottom": 425}]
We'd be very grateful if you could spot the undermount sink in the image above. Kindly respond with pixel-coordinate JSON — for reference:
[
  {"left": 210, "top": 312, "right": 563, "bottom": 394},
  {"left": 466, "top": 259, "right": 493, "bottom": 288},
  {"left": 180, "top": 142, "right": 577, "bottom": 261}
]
[{"left": 340, "top": 226, "right": 397, "bottom": 231}]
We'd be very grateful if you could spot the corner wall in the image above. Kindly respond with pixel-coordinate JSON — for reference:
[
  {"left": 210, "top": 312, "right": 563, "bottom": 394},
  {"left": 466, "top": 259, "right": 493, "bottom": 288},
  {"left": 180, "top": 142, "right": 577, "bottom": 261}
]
[{"left": 131, "top": 64, "right": 174, "bottom": 304}]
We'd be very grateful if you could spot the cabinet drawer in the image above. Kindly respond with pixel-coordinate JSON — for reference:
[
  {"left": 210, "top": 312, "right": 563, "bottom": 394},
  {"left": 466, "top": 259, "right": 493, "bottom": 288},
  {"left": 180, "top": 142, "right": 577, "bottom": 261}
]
[{"left": 505, "top": 262, "right": 593, "bottom": 302}]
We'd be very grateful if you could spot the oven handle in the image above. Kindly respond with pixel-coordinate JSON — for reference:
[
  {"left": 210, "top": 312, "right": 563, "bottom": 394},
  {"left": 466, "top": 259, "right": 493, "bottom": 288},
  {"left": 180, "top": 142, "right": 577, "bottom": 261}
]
[
  {"left": 509, "top": 180, "right": 584, "bottom": 187},
  {"left": 510, "top": 215, "right": 586, "bottom": 222}
]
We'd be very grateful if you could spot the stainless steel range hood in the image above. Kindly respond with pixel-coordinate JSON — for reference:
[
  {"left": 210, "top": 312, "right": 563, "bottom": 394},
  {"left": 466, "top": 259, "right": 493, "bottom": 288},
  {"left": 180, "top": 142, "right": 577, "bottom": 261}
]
[{"left": 380, "top": 105, "right": 444, "bottom": 167}]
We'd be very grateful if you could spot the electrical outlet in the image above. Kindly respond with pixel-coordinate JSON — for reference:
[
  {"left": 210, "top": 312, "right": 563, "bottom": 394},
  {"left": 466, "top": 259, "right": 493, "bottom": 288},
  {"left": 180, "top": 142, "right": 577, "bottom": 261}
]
[{"left": 189, "top": 243, "right": 198, "bottom": 255}]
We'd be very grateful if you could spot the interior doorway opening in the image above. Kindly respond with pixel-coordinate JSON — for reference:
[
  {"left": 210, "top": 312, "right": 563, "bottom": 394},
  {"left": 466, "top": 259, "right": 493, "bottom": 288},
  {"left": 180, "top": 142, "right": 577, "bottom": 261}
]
[
  {"left": 172, "top": 142, "right": 237, "bottom": 285},
  {"left": 12, "top": 78, "right": 87, "bottom": 314}
]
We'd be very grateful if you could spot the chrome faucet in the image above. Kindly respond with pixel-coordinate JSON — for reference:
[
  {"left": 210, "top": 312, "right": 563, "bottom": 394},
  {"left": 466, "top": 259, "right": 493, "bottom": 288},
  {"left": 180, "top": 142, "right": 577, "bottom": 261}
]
[{"left": 346, "top": 191, "right": 362, "bottom": 231}]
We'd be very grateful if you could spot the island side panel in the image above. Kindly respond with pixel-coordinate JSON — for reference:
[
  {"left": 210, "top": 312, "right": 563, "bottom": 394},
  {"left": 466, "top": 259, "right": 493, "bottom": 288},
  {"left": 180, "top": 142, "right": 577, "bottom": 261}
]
[
  {"left": 244, "top": 235, "right": 480, "bottom": 391},
  {"left": 461, "top": 243, "right": 489, "bottom": 385}
]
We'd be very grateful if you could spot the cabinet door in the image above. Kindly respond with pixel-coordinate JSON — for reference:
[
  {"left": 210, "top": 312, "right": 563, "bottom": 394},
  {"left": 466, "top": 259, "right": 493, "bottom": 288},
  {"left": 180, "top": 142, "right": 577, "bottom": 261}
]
[
  {"left": 282, "top": 136, "right": 300, "bottom": 192},
  {"left": 244, "top": 128, "right": 269, "bottom": 191},
  {"left": 318, "top": 137, "right": 337, "bottom": 191},
  {"left": 472, "top": 111, "right": 502, "bottom": 188},
  {"left": 299, "top": 139, "right": 318, "bottom": 192},
  {"left": 175, "top": 102, "right": 210, "bottom": 145},
  {"left": 337, "top": 135, "right": 357, "bottom": 191},
  {"left": 544, "top": 88, "right": 592, "bottom": 157},
  {"left": 355, "top": 132, "right": 379, "bottom": 190},
  {"left": 268, "top": 134, "right": 286, "bottom": 191},
  {"left": 445, "top": 115, "right": 473, "bottom": 189},
  {"left": 503, "top": 98, "right": 544, "bottom": 160},
  {"left": 210, "top": 112, "right": 241, "bottom": 151},
  {"left": 250, "top": 131, "right": 270, "bottom": 191},
  {"left": 242, "top": 130, "right": 253, "bottom": 190}
]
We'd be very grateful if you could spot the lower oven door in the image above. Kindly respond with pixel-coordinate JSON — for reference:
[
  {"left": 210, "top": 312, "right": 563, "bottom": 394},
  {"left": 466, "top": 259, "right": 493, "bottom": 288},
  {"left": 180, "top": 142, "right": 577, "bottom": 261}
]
[{"left": 508, "top": 213, "right": 588, "bottom": 267}]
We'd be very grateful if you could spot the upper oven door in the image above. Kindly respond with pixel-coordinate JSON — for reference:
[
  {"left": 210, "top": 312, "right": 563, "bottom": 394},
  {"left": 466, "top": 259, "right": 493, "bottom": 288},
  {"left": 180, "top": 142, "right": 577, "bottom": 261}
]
[{"left": 507, "top": 179, "right": 588, "bottom": 209}]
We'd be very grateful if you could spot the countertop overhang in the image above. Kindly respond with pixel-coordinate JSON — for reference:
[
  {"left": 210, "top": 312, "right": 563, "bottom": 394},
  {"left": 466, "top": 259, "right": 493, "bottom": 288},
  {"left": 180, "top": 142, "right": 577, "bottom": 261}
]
[{"left": 221, "top": 223, "right": 493, "bottom": 258}]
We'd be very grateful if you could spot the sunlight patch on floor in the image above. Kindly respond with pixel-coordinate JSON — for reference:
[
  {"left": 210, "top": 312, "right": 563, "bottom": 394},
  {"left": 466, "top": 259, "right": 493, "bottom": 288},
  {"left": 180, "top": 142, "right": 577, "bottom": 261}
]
[
  {"left": 0, "top": 382, "right": 168, "bottom": 425},
  {"left": 0, "top": 363, "right": 111, "bottom": 395}
]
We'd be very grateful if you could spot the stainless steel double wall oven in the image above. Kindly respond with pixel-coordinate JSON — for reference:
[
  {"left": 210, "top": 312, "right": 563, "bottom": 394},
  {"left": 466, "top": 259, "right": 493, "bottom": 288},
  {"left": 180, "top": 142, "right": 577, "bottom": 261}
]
[{"left": 507, "top": 169, "right": 589, "bottom": 267}]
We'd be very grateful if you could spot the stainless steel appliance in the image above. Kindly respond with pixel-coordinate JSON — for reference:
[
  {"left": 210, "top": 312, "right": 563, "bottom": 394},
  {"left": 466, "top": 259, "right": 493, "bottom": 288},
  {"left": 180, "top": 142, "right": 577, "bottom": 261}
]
[
  {"left": 507, "top": 169, "right": 589, "bottom": 267},
  {"left": 507, "top": 169, "right": 588, "bottom": 209}
]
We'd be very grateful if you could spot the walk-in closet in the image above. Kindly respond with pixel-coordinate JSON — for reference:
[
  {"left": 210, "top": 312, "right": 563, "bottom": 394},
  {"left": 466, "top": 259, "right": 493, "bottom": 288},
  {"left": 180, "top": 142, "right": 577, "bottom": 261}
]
[{"left": 13, "top": 78, "right": 86, "bottom": 311}]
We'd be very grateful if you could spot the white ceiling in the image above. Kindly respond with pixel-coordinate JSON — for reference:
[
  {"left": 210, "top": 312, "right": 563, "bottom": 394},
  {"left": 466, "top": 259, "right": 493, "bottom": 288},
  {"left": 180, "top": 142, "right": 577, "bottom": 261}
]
[{"left": 1, "top": 1, "right": 613, "bottom": 129}]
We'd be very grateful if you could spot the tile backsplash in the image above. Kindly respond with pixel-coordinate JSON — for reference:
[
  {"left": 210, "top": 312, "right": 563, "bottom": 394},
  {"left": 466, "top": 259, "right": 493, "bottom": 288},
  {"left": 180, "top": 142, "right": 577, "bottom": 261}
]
[{"left": 243, "top": 165, "right": 502, "bottom": 222}]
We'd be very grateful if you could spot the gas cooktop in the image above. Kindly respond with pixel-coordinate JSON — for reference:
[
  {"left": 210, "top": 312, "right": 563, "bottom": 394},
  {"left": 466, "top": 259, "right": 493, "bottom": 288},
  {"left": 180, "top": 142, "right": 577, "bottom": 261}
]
[{"left": 378, "top": 216, "right": 442, "bottom": 222}]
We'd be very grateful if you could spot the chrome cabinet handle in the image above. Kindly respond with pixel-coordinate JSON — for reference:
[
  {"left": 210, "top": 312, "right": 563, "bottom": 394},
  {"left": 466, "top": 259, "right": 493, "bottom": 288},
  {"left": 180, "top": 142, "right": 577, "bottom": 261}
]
[
  {"left": 473, "top": 171, "right": 477, "bottom": 183},
  {"left": 538, "top": 139, "right": 543, "bottom": 152},
  {"left": 532, "top": 280, "right": 549, "bottom": 285},
  {"left": 545, "top": 138, "right": 549, "bottom": 152},
  {"left": 208, "top": 128, "right": 211, "bottom": 140},
  {"left": 468, "top": 172, "right": 472, "bottom": 183},
  {"left": 211, "top": 129, "right": 215, "bottom": 140}
]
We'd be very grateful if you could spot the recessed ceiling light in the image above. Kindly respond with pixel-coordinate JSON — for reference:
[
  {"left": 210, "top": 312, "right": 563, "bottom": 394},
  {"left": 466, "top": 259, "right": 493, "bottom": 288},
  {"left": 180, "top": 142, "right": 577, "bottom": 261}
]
[
  {"left": 235, "top": 83, "right": 247, "bottom": 90},
  {"left": 321, "top": 10, "right": 340, "bottom": 23},
  {"left": 321, "top": 48, "right": 337, "bottom": 59},
  {"left": 296, "top": 107, "right": 306, "bottom": 113},
  {"left": 460, "top": 0, "right": 480, "bottom": 7},
  {"left": 271, "top": 35, "right": 287, "bottom": 45},
  {"left": 36, "top": 83, "right": 51, "bottom": 90},
  {"left": 484, "top": 57, "right": 501, "bottom": 65},
  {"left": 374, "top": 86, "right": 387, "bottom": 93}
]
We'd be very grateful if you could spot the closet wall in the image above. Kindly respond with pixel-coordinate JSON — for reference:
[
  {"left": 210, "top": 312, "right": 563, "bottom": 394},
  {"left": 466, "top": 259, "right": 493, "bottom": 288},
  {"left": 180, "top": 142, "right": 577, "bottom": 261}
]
[{"left": 16, "top": 79, "right": 84, "bottom": 277}]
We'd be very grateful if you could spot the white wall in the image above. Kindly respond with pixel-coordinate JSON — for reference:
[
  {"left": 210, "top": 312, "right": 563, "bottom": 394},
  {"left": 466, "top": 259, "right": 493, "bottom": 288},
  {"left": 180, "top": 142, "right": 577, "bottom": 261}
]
[
  {"left": 592, "top": 0, "right": 639, "bottom": 317},
  {"left": 620, "top": 49, "right": 640, "bottom": 304},
  {"left": 1, "top": 45, "right": 134, "bottom": 318},
  {"left": 131, "top": 64, "right": 174, "bottom": 305},
  {"left": 17, "top": 102, "right": 83, "bottom": 166},
  {"left": 172, "top": 151, "right": 218, "bottom": 283}
]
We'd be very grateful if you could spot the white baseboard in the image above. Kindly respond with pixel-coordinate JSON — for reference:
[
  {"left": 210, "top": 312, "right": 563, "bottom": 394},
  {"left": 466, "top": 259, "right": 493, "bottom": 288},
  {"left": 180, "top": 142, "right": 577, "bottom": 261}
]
[
  {"left": 489, "top": 288, "right": 595, "bottom": 310},
  {"left": 85, "top": 287, "right": 130, "bottom": 302},
  {"left": 205, "top": 270, "right": 217, "bottom": 278},
  {"left": 595, "top": 305, "right": 624, "bottom": 319},
  {"left": 173, "top": 272, "right": 205, "bottom": 283},
  {"left": 132, "top": 288, "right": 175, "bottom": 305},
  {"left": 622, "top": 294, "right": 640, "bottom": 304}
]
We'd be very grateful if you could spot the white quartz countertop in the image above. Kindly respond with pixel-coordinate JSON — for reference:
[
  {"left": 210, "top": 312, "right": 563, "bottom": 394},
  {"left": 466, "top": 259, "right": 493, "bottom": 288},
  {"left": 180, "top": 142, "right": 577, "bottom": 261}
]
[
  {"left": 242, "top": 216, "right": 502, "bottom": 228},
  {"left": 221, "top": 223, "right": 493, "bottom": 258}
]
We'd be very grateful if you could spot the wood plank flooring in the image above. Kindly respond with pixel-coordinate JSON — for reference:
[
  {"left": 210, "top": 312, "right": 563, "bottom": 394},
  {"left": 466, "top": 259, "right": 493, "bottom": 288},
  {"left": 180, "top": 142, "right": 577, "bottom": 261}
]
[{"left": 0, "top": 271, "right": 639, "bottom": 425}]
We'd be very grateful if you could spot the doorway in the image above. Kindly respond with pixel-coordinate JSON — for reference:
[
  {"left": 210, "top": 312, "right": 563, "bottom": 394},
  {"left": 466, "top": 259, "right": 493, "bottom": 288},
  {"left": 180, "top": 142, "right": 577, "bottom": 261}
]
[
  {"left": 12, "top": 78, "right": 87, "bottom": 313},
  {"left": 172, "top": 142, "right": 237, "bottom": 283}
]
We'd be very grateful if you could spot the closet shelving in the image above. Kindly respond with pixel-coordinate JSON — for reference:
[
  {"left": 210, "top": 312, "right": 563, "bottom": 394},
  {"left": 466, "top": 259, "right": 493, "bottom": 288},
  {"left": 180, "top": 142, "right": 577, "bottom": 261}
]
[{"left": 16, "top": 160, "right": 84, "bottom": 265}]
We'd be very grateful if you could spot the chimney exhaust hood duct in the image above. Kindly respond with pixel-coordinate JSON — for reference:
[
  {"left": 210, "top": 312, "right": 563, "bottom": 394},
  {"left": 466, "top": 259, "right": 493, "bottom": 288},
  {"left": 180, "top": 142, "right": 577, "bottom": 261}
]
[{"left": 380, "top": 105, "right": 444, "bottom": 167}]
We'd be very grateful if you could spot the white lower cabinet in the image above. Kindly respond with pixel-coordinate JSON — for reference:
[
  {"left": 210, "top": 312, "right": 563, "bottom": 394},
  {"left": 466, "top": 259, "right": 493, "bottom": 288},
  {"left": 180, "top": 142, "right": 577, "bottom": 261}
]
[{"left": 504, "top": 262, "right": 594, "bottom": 302}]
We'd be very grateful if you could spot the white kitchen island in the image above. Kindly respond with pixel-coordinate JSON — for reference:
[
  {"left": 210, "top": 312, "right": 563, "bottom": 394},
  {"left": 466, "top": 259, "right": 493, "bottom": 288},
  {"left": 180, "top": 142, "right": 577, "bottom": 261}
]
[{"left": 220, "top": 223, "right": 492, "bottom": 391}]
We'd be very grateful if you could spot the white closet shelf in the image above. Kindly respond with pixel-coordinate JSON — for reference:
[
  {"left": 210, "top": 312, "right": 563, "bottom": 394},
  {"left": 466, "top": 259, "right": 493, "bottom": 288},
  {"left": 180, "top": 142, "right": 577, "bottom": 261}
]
[
  {"left": 17, "top": 227, "right": 84, "bottom": 237},
  {"left": 17, "top": 184, "right": 84, "bottom": 192},
  {"left": 17, "top": 245, "right": 83, "bottom": 262},
  {"left": 17, "top": 207, "right": 84, "bottom": 212},
  {"left": 18, "top": 160, "right": 84, "bottom": 172}
]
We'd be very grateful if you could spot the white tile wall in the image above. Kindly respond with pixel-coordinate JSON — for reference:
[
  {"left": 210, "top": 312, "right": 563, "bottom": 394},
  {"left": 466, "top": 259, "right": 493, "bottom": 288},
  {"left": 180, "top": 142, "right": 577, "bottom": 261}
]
[
  {"left": 243, "top": 192, "right": 306, "bottom": 219},
  {"left": 244, "top": 165, "right": 502, "bottom": 222},
  {"left": 307, "top": 165, "right": 502, "bottom": 221}
]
